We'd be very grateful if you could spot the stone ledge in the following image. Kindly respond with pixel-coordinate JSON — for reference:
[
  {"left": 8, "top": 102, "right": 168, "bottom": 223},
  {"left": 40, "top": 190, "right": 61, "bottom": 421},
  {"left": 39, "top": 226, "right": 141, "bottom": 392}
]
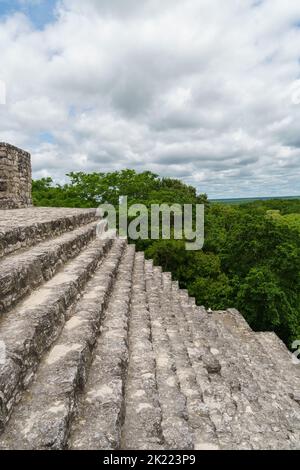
[
  {"left": 0, "top": 143, "right": 31, "bottom": 159},
  {"left": 0, "top": 207, "right": 99, "bottom": 258}
]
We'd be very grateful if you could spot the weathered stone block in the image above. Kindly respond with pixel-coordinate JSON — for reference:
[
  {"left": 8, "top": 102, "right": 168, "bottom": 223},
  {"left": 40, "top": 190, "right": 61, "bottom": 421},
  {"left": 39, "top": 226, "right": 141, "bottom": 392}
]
[{"left": 0, "top": 143, "right": 32, "bottom": 209}]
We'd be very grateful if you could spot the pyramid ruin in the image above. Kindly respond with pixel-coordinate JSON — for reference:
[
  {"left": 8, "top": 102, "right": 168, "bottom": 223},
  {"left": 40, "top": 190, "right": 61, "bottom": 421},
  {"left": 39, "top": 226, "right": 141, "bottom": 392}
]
[{"left": 0, "top": 143, "right": 300, "bottom": 450}]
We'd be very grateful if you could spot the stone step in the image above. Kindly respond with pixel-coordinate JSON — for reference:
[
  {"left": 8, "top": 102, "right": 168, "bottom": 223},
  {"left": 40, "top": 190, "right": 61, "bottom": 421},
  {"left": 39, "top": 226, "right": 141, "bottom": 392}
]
[
  {"left": 0, "top": 239, "right": 127, "bottom": 450},
  {"left": 68, "top": 244, "right": 135, "bottom": 450},
  {"left": 0, "top": 221, "right": 99, "bottom": 315},
  {"left": 213, "top": 308, "right": 253, "bottom": 332},
  {"left": 0, "top": 236, "right": 113, "bottom": 430},
  {"left": 0, "top": 207, "right": 98, "bottom": 259},
  {"left": 144, "top": 262, "right": 193, "bottom": 450},
  {"left": 121, "top": 253, "right": 164, "bottom": 450},
  {"left": 174, "top": 290, "right": 221, "bottom": 390},
  {"left": 256, "top": 331, "right": 294, "bottom": 368},
  {"left": 174, "top": 296, "right": 262, "bottom": 450},
  {"left": 256, "top": 332, "right": 300, "bottom": 406},
  {"left": 176, "top": 291, "right": 225, "bottom": 438},
  {"left": 164, "top": 276, "right": 219, "bottom": 450},
  {"left": 217, "top": 309, "right": 300, "bottom": 413},
  {"left": 214, "top": 309, "right": 298, "bottom": 380},
  {"left": 211, "top": 310, "right": 300, "bottom": 449}
]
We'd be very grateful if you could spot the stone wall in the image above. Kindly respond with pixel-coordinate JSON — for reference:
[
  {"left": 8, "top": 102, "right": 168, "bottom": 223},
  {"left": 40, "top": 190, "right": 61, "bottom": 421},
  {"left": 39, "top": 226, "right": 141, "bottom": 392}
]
[{"left": 0, "top": 143, "right": 32, "bottom": 209}]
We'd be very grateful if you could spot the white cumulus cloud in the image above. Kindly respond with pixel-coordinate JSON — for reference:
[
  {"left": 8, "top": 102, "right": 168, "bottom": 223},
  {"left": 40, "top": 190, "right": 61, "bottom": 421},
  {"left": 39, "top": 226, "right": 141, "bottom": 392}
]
[{"left": 0, "top": 0, "right": 300, "bottom": 197}]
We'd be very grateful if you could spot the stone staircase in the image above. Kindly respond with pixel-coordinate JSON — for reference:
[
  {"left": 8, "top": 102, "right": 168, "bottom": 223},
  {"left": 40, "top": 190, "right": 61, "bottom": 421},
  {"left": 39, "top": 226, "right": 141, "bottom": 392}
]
[{"left": 0, "top": 208, "right": 300, "bottom": 450}]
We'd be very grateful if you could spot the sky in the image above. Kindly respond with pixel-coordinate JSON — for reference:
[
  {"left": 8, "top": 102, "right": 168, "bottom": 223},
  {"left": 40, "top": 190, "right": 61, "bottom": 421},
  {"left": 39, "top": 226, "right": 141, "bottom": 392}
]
[{"left": 0, "top": 0, "right": 300, "bottom": 198}]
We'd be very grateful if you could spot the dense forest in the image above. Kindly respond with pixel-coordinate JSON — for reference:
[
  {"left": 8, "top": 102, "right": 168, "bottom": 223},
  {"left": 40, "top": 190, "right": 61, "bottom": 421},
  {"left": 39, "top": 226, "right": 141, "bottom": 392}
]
[{"left": 32, "top": 172, "right": 300, "bottom": 349}]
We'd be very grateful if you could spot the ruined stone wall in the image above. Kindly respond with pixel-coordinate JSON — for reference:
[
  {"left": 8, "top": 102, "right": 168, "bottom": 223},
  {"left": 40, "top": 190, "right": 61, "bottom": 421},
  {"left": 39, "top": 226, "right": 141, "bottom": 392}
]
[{"left": 0, "top": 143, "right": 32, "bottom": 209}]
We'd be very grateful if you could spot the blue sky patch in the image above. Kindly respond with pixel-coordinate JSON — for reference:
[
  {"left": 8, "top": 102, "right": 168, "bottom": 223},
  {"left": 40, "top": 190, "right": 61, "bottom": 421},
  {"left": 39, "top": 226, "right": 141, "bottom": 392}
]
[
  {"left": 0, "top": 0, "right": 58, "bottom": 29},
  {"left": 38, "top": 131, "right": 55, "bottom": 144}
]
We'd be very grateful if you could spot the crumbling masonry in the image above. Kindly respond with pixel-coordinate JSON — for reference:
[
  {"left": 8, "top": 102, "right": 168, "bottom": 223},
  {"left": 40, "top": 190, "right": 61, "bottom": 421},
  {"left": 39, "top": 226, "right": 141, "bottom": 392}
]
[{"left": 0, "top": 143, "right": 32, "bottom": 209}]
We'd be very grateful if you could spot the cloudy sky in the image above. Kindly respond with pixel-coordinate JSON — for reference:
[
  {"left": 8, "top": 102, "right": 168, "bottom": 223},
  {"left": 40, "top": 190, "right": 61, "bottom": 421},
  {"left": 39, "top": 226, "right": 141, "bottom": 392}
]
[{"left": 0, "top": 0, "right": 300, "bottom": 198}]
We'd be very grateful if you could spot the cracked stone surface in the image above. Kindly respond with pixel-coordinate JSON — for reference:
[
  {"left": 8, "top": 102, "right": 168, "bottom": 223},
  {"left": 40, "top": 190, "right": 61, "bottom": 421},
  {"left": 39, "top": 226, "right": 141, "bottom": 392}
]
[
  {"left": 0, "top": 207, "right": 300, "bottom": 450},
  {"left": 0, "top": 143, "right": 32, "bottom": 210}
]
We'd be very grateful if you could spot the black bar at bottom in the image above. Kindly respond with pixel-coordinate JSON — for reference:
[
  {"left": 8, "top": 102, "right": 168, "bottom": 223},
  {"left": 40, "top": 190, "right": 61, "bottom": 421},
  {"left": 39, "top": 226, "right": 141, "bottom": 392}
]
[{"left": 0, "top": 449, "right": 298, "bottom": 467}]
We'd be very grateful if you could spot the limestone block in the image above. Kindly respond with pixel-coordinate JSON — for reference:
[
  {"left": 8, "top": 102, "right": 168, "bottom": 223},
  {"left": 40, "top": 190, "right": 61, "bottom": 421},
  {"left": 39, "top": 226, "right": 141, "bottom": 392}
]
[{"left": 0, "top": 143, "right": 32, "bottom": 209}]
